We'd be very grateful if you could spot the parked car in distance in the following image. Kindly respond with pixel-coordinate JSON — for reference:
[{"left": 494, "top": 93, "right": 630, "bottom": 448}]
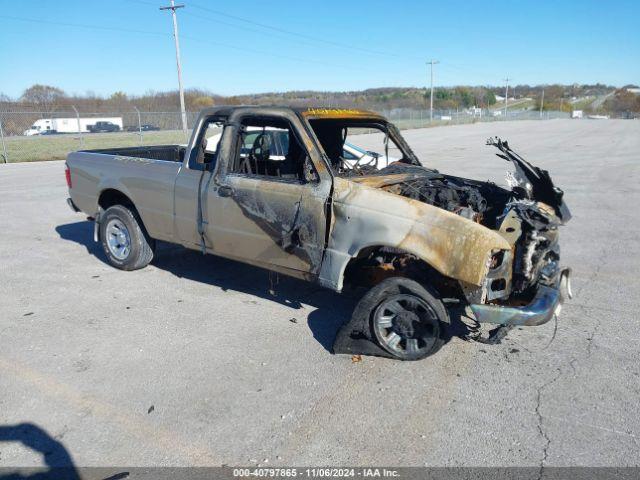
[
  {"left": 88, "top": 121, "right": 121, "bottom": 133},
  {"left": 125, "top": 124, "right": 161, "bottom": 132}
]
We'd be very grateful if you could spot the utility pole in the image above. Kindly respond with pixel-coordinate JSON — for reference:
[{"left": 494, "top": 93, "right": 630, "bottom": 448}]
[
  {"left": 133, "top": 106, "right": 143, "bottom": 145},
  {"left": 539, "top": 89, "right": 544, "bottom": 119},
  {"left": 503, "top": 77, "right": 510, "bottom": 118},
  {"left": 504, "top": 77, "right": 511, "bottom": 119},
  {"left": 427, "top": 60, "right": 439, "bottom": 123},
  {"left": 160, "top": 0, "right": 187, "bottom": 135}
]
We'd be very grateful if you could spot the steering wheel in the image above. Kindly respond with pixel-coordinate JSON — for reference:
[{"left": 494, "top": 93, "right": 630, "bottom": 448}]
[
  {"left": 336, "top": 127, "right": 366, "bottom": 175},
  {"left": 239, "top": 132, "right": 271, "bottom": 174},
  {"left": 251, "top": 133, "right": 270, "bottom": 161}
]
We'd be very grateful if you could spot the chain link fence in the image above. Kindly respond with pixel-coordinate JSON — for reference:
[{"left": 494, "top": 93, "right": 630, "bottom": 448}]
[
  {"left": 0, "top": 106, "right": 571, "bottom": 163},
  {"left": 379, "top": 107, "right": 570, "bottom": 130},
  {"left": 0, "top": 109, "right": 198, "bottom": 163}
]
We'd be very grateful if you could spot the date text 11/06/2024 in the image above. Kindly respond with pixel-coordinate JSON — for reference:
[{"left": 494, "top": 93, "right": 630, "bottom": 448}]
[{"left": 232, "top": 467, "right": 400, "bottom": 477}]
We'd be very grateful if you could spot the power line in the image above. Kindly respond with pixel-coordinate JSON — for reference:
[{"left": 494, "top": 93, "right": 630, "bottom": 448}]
[
  {"left": 179, "top": 10, "right": 359, "bottom": 56},
  {"left": 180, "top": 34, "right": 356, "bottom": 70},
  {"left": 128, "top": 1, "right": 419, "bottom": 67},
  {"left": 130, "top": 0, "right": 422, "bottom": 62},
  {"left": 0, "top": 14, "right": 167, "bottom": 37},
  {"left": 0, "top": 14, "right": 357, "bottom": 72},
  {"left": 186, "top": 1, "right": 415, "bottom": 60},
  {"left": 128, "top": 0, "right": 414, "bottom": 59}
]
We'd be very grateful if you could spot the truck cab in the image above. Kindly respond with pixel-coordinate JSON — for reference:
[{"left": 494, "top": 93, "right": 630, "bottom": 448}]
[
  {"left": 88, "top": 121, "right": 120, "bottom": 133},
  {"left": 24, "top": 119, "right": 54, "bottom": 136}
]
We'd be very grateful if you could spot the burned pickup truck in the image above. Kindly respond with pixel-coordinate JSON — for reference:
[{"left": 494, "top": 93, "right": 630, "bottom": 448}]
[{"left": 66, "top": 106, "right": 571, "bottom": 360}]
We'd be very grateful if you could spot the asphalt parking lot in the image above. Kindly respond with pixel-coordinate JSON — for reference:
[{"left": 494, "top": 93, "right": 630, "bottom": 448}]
[{"left": 1, "top": 119, "right": 639, "bottom": 468}]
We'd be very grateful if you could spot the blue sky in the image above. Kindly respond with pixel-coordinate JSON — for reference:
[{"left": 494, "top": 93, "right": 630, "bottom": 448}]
[{"left": 1, "top": 0, "right": 638, "bottom": 98}]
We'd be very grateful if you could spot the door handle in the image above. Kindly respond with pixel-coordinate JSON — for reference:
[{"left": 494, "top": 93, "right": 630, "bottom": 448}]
[{"left": 218, "top": 185, "right": 233, "bottom": 197}]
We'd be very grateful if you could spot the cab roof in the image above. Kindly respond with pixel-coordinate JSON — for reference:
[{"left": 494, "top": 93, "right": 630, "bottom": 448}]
[
  {"left": 198, "top": 105, "right": 387, "bottom": 121},
  {"left": 294, "top": 107, "right": 385, "bottom": 120}
]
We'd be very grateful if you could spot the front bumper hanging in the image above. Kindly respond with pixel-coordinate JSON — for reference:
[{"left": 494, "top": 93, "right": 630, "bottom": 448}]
[{"left": 470, "top": 268, "right": 572, "bottom": 327}]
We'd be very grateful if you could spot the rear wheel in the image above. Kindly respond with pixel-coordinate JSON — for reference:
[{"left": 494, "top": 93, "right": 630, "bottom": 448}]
[
  {"left": 358, "top": 277, "right": 450, "bottom": 360},
  {"left": 99, "top": 205, "right": 155, "bottom": 270}
]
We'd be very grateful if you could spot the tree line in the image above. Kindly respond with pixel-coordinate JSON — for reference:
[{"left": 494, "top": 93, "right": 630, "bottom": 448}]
[{"left": 1, "top": 83, "right": 638, "bottom": 115}]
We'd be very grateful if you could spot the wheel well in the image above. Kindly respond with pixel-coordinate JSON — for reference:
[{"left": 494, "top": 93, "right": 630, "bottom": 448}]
[
  {"left": 97, "top": 189, "right": 154, "bottom": 242},
  {"left": 343, "top": 245, "right": 462, "bottom": 298},
  {"left": 98, "top": 189, "right": 135, "bottom": 211}
]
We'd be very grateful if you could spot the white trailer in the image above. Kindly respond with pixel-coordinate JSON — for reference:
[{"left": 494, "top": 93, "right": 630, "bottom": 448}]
[{"left": 23, "top": 117, "right": 123, "bottom": 136}]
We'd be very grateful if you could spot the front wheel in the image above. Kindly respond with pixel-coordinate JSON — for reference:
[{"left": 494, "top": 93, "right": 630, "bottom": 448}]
[
  {"left": 358, "top": 277, "right": 450, "bottom": 360},
  {"left": 99, "top": 205, "right": 155, "bottom": 271}
]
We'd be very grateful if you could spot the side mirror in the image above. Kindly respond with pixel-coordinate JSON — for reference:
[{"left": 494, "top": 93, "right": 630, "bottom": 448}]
[{"left": 302, "top": 156, "right": 319, "bottom": 183}]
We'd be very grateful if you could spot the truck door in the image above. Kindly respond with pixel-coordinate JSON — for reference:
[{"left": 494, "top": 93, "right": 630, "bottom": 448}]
[
  {"left": 173, "top": 116, "right": 226, "bottom": 246},
  {"left": 205, "top": 111, "right": 332, "bottom": 278}
]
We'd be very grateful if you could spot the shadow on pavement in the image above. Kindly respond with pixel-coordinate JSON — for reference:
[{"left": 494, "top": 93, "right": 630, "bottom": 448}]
[
  {"left": 0, "top": 423, "right": 80, "bottom": 480},
  {"left": 56, "top": 220, "right": 358, "bottom": 354}
]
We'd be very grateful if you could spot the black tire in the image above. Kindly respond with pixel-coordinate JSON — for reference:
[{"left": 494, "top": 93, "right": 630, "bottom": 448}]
[
  {"left": 356, "top": 277, "right": 450, "bottom": 361},
  {"left": 99, "top": 204, "right": 155, "bottom": 271}
]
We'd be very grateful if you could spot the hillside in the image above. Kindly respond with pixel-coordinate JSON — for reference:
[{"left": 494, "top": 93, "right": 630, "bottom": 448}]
[{"left": 2, "top": 83, "right": 635, "bottom": 117}]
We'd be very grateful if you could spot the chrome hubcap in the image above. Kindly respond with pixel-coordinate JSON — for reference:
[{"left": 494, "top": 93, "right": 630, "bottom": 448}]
[
  {"left": 373, "top": 294, "right": 439, "bottom": 357},
  {"left": 105, "top": 219, "right": 131, "bottom": 260}
]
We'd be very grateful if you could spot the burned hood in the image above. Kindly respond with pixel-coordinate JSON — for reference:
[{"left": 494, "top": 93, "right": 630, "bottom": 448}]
[
  {"left": 349, "top": 139, "right": 570, "bottom": 226},
  {"left": 350, "top": 163, "right": 512, "bottom": 229}
]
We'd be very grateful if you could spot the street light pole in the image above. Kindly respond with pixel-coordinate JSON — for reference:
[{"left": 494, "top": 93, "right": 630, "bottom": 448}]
[
  {"left": 160, "top": 0, "right": 187, "bottom": 136},
  {"left": 427, "top": 60, "right": 439, "bottom": 123}
]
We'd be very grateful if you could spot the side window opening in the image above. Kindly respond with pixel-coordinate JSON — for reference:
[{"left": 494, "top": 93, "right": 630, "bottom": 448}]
[
  {"left": 230, "top": 117, "right": 316, "bottom": 182},
  {"left": 191, "top": 118, "right": 225, "bottom": 170}
]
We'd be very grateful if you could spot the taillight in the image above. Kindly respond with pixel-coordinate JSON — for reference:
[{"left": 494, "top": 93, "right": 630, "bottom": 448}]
[{"left": 65, "top": 164, "right": 72, "bottom": 188}]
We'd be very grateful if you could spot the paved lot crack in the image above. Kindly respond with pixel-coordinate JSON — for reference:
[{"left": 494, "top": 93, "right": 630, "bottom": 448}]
[
  {"left": 535, "top": 367, "right": 563, "bottom": 479},
  {"left": 586, "top": 323, "right": 599, "bottom": 358}
]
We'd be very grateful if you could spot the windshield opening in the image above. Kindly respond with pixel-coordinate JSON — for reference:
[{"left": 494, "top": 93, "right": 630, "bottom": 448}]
[{"left": 307, "top": 119, "right": 420, "bottom": 177}]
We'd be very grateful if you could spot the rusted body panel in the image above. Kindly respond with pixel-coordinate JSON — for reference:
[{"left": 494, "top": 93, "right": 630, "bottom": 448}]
[{"left": 318, "top": 177, "right": 511, "bottom": 291}]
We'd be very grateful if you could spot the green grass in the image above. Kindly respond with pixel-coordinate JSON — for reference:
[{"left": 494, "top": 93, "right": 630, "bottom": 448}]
[
  {"left": 2, "top": 130, "right": 190, "bottom": 163},
  {"left": 2, "top": 122, "right": 443, "bottom": 163},
  {"left": 569, "top": 96, "right": 597, "bottom": 110},
  {"left": 489, "top": 97, "right": 535, "bottom": 111}
]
